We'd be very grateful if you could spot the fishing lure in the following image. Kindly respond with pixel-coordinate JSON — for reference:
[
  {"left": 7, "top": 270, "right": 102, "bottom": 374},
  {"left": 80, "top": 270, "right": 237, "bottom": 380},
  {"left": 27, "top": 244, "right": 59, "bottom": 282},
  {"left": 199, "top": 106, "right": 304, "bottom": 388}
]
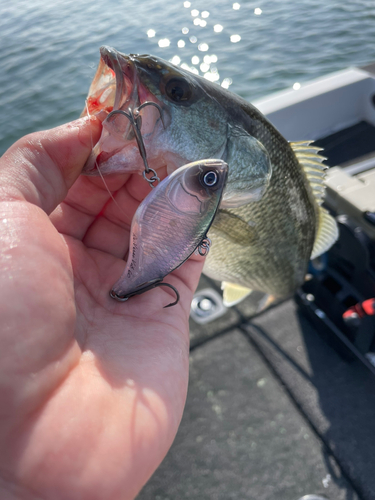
[{"left": 110, "top": 159, "right": 228, "bottom": 307}]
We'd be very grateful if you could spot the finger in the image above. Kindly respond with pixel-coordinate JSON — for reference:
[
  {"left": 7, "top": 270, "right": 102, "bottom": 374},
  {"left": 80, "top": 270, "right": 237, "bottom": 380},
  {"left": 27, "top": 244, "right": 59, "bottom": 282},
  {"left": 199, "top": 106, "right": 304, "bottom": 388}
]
[
  {"left": 81, "top": 183, "right": 139, "bottom": 257},
  {"left": 104, "top": 255, "right": 205, "bottom": 320},
  {"left": 79, "top": 164, "right": 169, "bottom": 256},
  {"left": 50, "top": 170, "right": 134, "bottom": 241},
  {"left": 55, "top": 163, "right": 169, "bottom": 246},
  {"left": 83, "top": 217, "right": 131, "bottom": 259},
  {"left": 0, "top": 116, "right": 102, "bottom": 214}
]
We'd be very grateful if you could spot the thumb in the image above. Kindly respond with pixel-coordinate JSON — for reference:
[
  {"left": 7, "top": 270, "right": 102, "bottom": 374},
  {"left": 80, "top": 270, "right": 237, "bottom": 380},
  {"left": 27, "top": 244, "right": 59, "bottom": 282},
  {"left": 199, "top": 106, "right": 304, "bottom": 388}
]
[{"left": 0, "top": 116, "right": 102, "bottom": 214}]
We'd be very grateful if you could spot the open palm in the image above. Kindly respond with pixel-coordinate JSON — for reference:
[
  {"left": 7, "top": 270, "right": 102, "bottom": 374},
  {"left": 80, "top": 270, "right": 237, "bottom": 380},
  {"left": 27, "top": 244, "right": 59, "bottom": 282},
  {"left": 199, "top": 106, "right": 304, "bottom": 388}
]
[{"left": 0, "top": 117, "right": 203, "bottom": 500}]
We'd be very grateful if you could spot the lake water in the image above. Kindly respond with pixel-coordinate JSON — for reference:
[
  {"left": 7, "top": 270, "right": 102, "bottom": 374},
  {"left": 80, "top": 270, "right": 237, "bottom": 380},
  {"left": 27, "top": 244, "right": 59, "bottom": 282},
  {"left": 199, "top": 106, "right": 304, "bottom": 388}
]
[{"left": 1, "top": 0, "right": 375, "bottom": 155}]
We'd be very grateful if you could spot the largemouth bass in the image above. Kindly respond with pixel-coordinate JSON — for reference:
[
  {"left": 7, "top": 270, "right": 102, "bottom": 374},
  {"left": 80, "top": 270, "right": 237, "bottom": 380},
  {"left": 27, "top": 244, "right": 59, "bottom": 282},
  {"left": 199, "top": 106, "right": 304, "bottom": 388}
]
[
  {"left": 110, "top": 159, "right": 228, "bottom": 306},
  {"left": 82, "top": 47, "right": 338, "bottom": 307}
]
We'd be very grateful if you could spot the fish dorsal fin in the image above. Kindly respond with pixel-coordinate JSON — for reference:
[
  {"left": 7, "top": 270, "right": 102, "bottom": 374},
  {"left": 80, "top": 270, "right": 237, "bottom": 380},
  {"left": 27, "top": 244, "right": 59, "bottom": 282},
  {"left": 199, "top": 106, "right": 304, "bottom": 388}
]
[
  {"left": 221, "top": 282, "right": 253, "bottom": 306},
  {"left": 311, "top": 207, "right": 339, "bottom": 259},
  {"left": 290, "top": 141, "right": 338, "bottom": 258},
  {"left": 290, "top": 140, "right": 328, "bottom": 206}
]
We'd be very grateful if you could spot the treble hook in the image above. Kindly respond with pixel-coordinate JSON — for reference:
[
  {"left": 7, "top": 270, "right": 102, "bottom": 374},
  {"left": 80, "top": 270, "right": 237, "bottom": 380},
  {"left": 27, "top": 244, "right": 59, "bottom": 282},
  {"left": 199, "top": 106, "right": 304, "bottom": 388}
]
[
  {"left": 106, "top": 107, "right": 150, "bottom": 168},
  {"left": 106, "top": 101, "right": 165, "bottom": 188},
  {"left": 135, "top": 101, "right": 166, "bottom": 129},
  {"left": 110, "top": 280, "right": 180, "bottom": 308}
]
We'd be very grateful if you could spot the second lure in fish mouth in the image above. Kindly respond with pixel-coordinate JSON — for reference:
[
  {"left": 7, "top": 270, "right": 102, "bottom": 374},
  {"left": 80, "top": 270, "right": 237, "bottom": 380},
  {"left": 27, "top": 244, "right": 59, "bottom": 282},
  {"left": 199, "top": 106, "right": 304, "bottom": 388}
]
[{"left": 110, "top": 159, "right": 228, "bottom": 307}]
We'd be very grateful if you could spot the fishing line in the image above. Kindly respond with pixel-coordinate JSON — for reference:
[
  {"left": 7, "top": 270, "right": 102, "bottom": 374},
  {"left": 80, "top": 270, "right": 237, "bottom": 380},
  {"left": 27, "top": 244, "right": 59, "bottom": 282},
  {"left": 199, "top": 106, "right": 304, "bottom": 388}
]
[{"left": 85, "top": 100, "right": 125, "bottom": 215}]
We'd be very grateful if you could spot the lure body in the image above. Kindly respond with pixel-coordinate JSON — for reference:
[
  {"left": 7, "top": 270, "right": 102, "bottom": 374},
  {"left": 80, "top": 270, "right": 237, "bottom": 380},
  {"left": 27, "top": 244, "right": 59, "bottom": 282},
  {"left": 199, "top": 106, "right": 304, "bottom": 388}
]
[{"left": 110, "top": 159, "right": 228, "bottom": 301}]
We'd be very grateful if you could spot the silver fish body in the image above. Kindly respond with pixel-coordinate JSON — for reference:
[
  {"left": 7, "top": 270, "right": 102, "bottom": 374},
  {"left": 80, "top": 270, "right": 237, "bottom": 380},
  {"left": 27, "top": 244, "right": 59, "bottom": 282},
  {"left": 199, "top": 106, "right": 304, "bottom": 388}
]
[
  {"left": 83, "top": 47, "right": 338, "bottom": 305},
  {"left": 110, "top": 159, "right": 228, "bottom": 300}
]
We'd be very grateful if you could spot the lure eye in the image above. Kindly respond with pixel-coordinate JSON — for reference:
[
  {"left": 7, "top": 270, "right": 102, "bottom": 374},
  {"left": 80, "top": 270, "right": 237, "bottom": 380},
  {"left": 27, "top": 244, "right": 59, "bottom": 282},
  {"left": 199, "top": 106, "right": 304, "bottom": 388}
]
[
  {"left": 165, "top": 78, "right": 193, "bottom": 103},
  {"left": 203, "top": 170, "right": 218, "bottom": 187}
]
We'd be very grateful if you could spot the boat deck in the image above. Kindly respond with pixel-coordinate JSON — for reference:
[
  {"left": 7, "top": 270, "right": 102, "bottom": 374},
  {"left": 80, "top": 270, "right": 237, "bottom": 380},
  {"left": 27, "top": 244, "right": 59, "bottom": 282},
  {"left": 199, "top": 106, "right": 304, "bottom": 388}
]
[{"left": 137, "top": 276, "right": 375, "bottom": 500}]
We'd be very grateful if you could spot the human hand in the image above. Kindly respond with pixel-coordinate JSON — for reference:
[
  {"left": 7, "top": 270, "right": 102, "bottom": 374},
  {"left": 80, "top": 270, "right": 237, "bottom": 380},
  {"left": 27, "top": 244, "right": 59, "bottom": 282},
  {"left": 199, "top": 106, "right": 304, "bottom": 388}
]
[{"left": 0, "top": 117, "right": 204, "bottom": 500}]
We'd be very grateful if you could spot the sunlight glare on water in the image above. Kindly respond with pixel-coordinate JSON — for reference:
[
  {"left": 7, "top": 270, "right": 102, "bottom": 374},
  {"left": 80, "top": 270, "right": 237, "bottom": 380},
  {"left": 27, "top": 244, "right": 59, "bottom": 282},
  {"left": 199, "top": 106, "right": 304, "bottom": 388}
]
[
  {"left": 198, "top": 43, "right": 209, "bottom": 52},
  {"left": 1, "top": 0, "right": 375, "bottom": 154},
  {"left": 170, "top": 55, "right": 181, "bottom": 65},
  {"left": 221, "top": 77, "right": 233, "bottom": 89},
  {"left": 158, "top": 38, "right": 171, "bottom": 48}
]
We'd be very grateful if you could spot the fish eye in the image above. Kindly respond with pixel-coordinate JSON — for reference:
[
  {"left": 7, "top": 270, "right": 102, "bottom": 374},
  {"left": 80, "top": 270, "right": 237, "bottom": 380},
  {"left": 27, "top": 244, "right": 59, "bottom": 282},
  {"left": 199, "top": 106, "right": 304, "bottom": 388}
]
[
  {"left": 165, "top": 78, "right": 192, "bottom": 103},
  {"left": 203, "top": 170, "right": 218, "bottom": 187}
]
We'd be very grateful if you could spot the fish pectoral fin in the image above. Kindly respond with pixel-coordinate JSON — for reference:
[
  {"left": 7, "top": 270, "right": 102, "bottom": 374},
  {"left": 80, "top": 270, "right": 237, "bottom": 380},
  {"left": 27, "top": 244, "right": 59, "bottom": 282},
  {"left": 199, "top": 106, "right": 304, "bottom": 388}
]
[
  {"left": 211, "top": 210, "right": 257, "bottom": 245},
  {"left": 221, "top": 282, "right": 253, "bottom": 306},
  {"left": 311, "top": 207, "right": 339, "bottom": 259},
  {"left": 222, "top": 283, "right": 276, "bottom": 312},
  {"left": 220, "top": 130, "right": 272, "bottom": 208}
]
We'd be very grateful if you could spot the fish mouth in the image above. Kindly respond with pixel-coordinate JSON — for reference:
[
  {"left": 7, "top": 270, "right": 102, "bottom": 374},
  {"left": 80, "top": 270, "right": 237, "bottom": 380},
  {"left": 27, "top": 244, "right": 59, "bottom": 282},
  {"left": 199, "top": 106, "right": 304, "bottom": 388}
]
[
  {"left": 99, "top": 46, "right": 139, "bottom": 112},
  {"left": 81, "top": 47, "right": 135, "bottom": 118},
  {"left": 82, "top": 47, "right": 141, "bottom": 174}
]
